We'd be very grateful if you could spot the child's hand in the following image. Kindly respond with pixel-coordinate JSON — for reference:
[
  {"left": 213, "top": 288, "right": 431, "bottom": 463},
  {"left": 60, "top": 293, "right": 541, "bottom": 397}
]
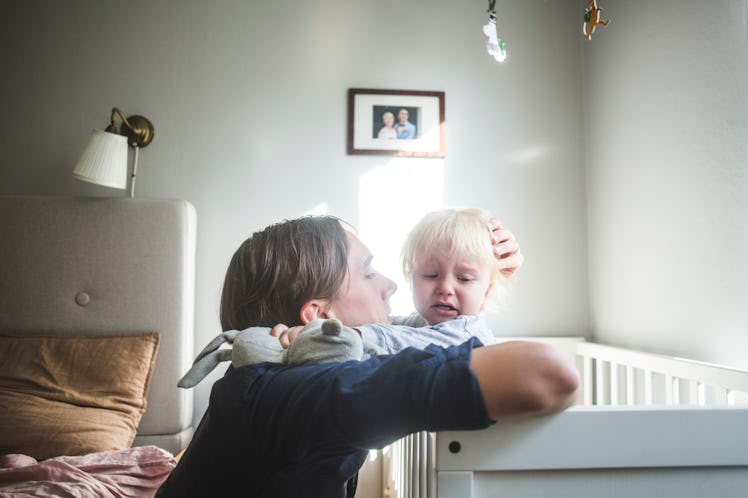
[
  {"left": 269, "top": 323, "right": 305, "bottom": 349},
  {"left": 488, "top": 218, "right": 524, "bottom": 277}
]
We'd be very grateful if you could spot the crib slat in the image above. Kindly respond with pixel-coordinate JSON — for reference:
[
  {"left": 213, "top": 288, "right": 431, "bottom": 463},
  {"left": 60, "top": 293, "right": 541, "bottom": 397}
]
[
  {"left": 644, "top": 369, "right": 653, "bottom": 405},
  {"left": 688, "top": 379, "right": 698, "bottom": 404},
  {"left": 427, "top": 432, "right": 436, "bottom": 498},
  {"left": 595, "top": 360, "right": 607, "bottom": 405},
  {"left": 626, "top": 366, "right": 635, "bottom": 405},
  {"left": 418, "top": 432, "right": 427, "bottom": 498},
  {"left": 584, "top": 355, "right": 594, "bottom": 405},
  {"left": 716, "top": 387, "right": 729, "bottom": 405},
  {"left": 671, "top": 377, "right": 681, "bottom": 404},
  {"left": 404, "top": 438, "right": 409, "bottom": 496},
  {"left": 665, "top": 374, "right": 674, "bottom": 404}
]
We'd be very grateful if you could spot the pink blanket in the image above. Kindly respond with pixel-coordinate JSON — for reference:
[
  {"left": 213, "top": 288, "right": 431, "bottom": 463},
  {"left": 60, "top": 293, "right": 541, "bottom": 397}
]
[{"left": 0, "top": 446, "right": 176, "bottom": 497}]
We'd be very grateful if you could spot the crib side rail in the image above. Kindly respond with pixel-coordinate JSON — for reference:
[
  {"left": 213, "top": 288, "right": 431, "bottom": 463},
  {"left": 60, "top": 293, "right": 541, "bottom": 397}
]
[
  {"left": 384, "top": 339, "right": 748, "bottom": 497},
  {"left": 437, "top": 405, "right": 748, "bottom": 472},
  {"left": 576, "top": 342, "right": 748, "bottom": 406}
]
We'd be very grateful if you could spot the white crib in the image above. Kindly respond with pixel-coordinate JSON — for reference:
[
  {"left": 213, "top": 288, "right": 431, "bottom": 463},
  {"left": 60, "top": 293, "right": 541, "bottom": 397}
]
[{"left": 383, "top": 339, "right": 748, "bottom": 498}]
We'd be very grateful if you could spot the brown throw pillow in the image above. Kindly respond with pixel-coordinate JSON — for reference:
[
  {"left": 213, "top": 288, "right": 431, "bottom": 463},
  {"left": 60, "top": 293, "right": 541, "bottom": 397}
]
[{"left": 0, "top": 333, "right": 159, "bottom": 460}]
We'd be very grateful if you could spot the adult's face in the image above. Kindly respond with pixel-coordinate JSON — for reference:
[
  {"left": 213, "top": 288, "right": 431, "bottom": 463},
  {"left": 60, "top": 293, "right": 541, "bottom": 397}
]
[
  {"left": 398, "top": 109, "right": 409, "bottom": 123},
  {"left": 325, "top": 232, "right": 396, "bottom": 326}
]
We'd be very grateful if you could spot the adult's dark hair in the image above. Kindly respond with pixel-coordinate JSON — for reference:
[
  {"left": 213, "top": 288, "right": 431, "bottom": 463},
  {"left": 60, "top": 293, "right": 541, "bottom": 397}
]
[{"left": 220, "top": 216, "right": 350, "bottom": 331}]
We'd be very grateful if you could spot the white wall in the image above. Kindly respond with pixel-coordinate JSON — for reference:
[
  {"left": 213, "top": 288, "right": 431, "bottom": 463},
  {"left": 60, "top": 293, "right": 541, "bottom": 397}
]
[
  {"left": 0, "top": 0, "right": 589, "bottom": 430},
  {"left": 584, "top": 0, "right": 748, "bottom": 369}
]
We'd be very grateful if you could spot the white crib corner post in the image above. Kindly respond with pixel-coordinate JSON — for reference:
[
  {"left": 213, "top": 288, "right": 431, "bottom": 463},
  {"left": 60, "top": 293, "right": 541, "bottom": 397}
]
[{"left": 437, "top": 471, "right": 473, "bottom": 498}]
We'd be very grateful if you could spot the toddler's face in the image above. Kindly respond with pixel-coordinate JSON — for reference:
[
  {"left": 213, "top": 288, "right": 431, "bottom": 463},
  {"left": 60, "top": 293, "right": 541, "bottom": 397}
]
[{"left": 410, "top": 255, "right": 492, "bottom": 325}]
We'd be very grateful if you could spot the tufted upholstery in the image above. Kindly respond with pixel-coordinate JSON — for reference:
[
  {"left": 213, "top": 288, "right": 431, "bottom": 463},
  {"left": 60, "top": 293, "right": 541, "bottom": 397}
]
[{"left": 0, "top": 195, "right": 196, "bottom": 454}]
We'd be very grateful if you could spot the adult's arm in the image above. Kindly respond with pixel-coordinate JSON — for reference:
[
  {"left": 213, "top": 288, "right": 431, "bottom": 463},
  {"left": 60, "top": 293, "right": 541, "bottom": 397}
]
[{"left": 470, "top": 340, "right": 579, "bottom": 420}]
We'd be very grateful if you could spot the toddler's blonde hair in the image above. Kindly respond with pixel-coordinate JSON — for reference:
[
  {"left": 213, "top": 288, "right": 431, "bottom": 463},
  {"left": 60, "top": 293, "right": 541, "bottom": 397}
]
[{"left": 401, "top": 208, "right": 509, "bottom": 311}]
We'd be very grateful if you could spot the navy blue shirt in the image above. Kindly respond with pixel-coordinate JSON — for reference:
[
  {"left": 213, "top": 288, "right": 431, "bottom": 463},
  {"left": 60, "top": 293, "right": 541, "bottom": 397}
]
[{"left": 157, "top": 339, "right": 491, "bottom": 498}]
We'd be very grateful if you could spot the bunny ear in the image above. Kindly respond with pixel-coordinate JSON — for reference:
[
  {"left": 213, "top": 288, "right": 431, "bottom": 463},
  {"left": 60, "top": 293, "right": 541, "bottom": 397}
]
[
  {"left": 321, "top": 318, "right": 343, "bottom": 336},
  {"left": 178, "top": 349, "right": 232, "bottom": 388},
  {"left": 191, "top": 330, "right": 239, "bottom": 365}
]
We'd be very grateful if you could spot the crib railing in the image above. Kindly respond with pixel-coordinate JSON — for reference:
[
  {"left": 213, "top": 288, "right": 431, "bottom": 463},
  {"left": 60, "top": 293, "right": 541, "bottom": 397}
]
[
  {"left": 381, "top": 432, "right": 436, "bottom": 498},
  {"left": 382, "top": 339, "right": 748, "bottom": 498},
  {"left": 576, "top": 341, "right": 748, "bottom": 406}
]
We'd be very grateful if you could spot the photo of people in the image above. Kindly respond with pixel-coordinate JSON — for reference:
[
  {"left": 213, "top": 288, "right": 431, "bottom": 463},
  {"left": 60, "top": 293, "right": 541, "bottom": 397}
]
[
  {"left": 349, "top": 89, "right": 444, "bottom": 157},
  {"left": 395, "top": 108, "right": 416, "bottom": 139},
  {"left": 372, "top": 105, "right": 419, "bottom": 140},
  {"left": 376, "top": 111, "right": 397, "bottom": 140}
]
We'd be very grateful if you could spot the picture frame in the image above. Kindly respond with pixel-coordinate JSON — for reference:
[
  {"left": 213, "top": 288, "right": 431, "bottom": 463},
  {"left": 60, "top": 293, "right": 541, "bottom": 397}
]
[{"left": 347, "top": 88, "right": 445, "bottom": 157}]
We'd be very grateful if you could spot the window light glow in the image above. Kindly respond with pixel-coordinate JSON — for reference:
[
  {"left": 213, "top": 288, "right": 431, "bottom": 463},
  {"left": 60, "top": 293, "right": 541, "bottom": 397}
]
[{"left": 358, "top": 158, "right": 444, "bottom": 317}]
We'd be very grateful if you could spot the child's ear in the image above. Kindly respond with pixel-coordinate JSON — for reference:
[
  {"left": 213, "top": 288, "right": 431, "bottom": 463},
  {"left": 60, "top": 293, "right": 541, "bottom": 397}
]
[{"left": 299, "top": 299, "right": 331, "bottom": 325}]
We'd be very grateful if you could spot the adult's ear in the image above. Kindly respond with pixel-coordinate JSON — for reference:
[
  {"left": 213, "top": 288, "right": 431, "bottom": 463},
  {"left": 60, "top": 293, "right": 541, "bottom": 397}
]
[{"left": 299, "top": 299, "right": 331, "bottom": 325}]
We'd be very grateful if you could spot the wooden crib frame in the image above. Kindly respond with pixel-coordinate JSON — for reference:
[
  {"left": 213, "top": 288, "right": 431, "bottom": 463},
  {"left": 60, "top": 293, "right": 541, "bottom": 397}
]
[{"left": 384, "top": 339, "right": 748, "bottom": 498}]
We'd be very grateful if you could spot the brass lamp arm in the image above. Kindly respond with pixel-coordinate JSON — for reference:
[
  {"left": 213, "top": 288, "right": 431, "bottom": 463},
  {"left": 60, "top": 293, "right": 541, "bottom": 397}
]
[{"left": 106, "top": 107, "right": 155, "bottom": 148}]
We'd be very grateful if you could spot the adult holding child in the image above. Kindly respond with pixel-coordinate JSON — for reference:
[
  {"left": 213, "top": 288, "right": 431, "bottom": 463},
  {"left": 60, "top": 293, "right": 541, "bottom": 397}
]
[
  {"left": 273, "top": 209, "right": 523, "bottom": 352},
  {"left": 345, "top": 207, "right": 512, "bottom": 352},
  {"left": 157, "top": 215, "right": 577, "bottom": 498}
]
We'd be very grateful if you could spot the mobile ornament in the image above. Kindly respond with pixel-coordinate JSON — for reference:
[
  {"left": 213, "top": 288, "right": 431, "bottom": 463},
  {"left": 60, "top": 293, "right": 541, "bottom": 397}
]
[
  {"left": 583, "top": 0, "right": 610, "bottom": 40},
  {"left": 483, "top": 0, "right": 506, "bottom": 63}
]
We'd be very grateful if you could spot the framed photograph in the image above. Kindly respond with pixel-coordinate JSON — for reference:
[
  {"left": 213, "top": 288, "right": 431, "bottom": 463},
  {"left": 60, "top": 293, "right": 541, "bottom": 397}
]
[{"left": 347, "top": 88, "right": 445, "bottom": 157}]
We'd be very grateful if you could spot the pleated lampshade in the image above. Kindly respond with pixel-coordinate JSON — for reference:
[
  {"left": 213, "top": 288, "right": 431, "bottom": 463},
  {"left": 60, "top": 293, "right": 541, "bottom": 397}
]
[{"left": 72, "top": 129, "right": 128, "bottom": 189}]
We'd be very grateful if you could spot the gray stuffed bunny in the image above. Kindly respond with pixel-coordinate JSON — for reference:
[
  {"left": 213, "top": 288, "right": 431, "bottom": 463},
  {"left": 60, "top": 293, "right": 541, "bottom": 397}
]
[{"left": 178, "top": 318, "right": 381, "bottom": 388}]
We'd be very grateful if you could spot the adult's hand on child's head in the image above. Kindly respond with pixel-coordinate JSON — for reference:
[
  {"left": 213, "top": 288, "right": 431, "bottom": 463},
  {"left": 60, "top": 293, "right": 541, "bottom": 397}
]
[
  {"left": 488, "top": 218, "right": 524, "bottom": 278},
  {"left": 270, "top": 323, "right": 305, "bottom": 349}
]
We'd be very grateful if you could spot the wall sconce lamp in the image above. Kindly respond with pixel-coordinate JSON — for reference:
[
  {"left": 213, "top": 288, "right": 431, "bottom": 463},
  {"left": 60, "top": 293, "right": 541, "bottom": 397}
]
[{"left": 73, "top": 107, "right": 155, "bottom": 197}]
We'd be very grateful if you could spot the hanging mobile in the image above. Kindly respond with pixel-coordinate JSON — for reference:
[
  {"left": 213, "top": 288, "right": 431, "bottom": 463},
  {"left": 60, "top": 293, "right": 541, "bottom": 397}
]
[
  {"left": 583, "top": 0, "right": 610, "bottom": 40},
  {"left": 483, "top": 0, "right": 507, "bottom": 62}
]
